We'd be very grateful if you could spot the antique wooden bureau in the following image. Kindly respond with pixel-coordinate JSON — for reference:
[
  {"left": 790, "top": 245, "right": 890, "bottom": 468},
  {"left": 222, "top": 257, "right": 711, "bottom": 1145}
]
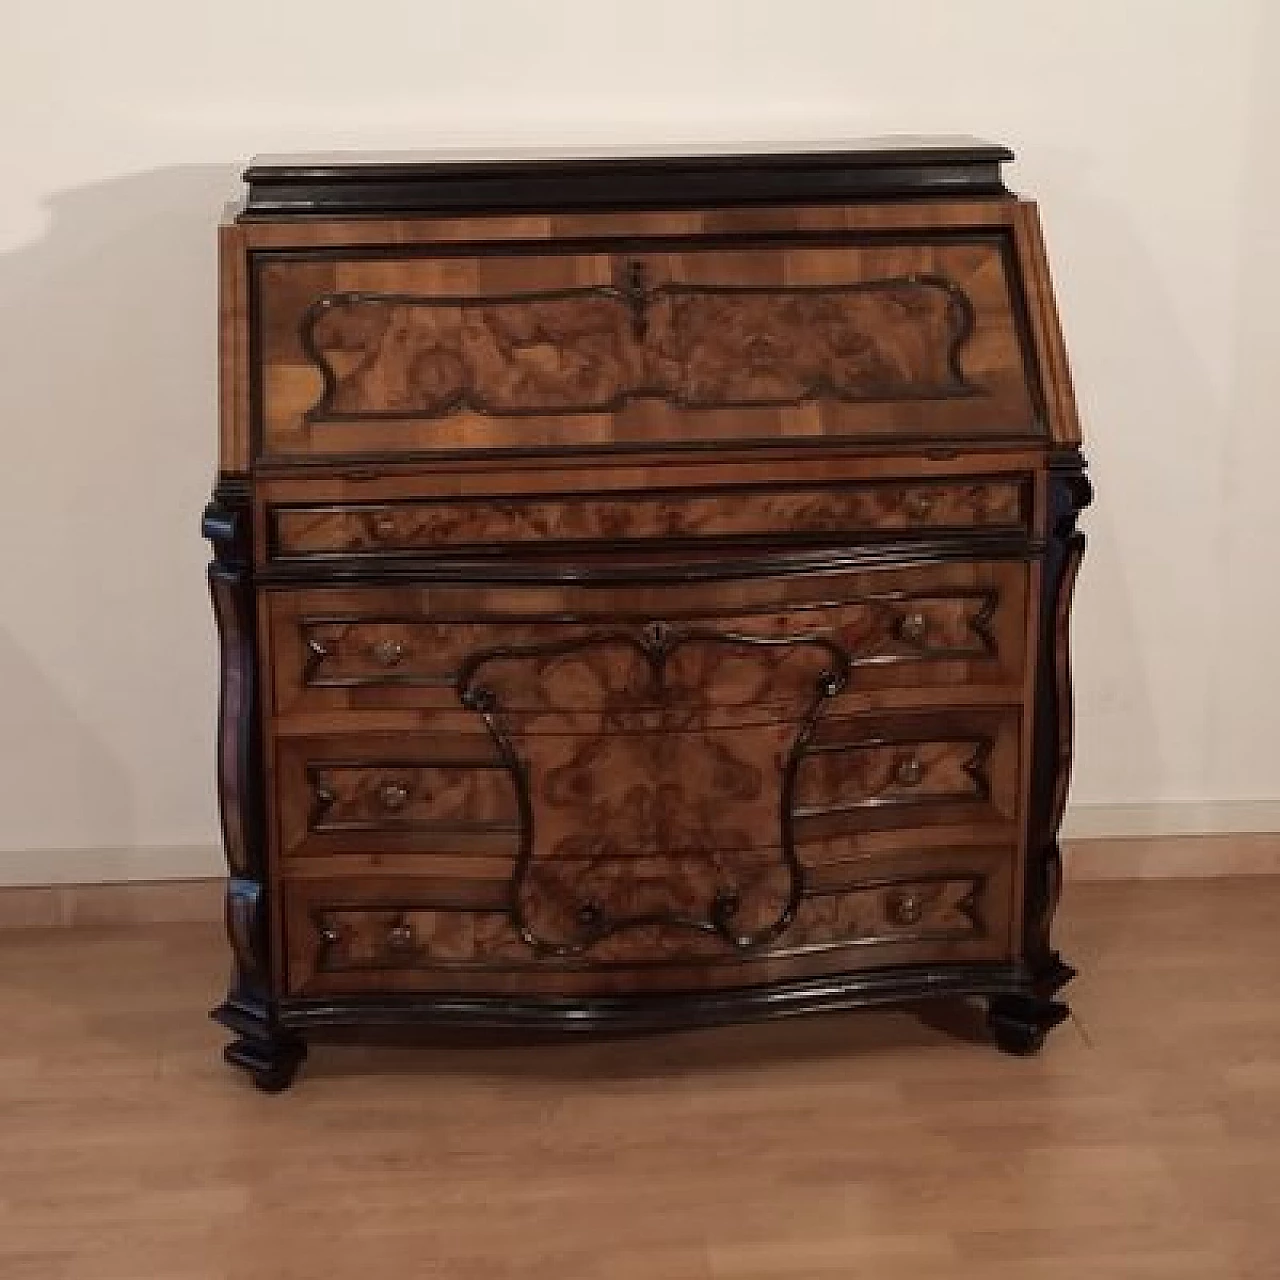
[{"left": 205, "top": 139, "right": 1090, "bottom": 1089}]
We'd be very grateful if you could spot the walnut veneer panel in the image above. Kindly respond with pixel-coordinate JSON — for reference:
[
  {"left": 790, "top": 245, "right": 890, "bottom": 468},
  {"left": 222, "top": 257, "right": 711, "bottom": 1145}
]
[
  {"left": 254, "top": 238, "right": 1043, "bottom": 459},
  {"left": 283, "top": 845, "right": 1014, "bottom": 997},
  {"left": 265, "top": 559, "right": 1030, "bottom": 725},
  {"left": 269, "top": 475, "right": 1030, "bottom": 559}
]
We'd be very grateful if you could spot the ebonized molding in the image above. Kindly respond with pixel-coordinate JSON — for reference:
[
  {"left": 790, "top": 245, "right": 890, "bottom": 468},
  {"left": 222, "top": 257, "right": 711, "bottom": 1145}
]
[
  {"left": 999, "top": 447, "right": 1092, "bottom": 1052},
  {"left": 241, "top": 139, "right": 1014, "bottom": 219},
  {"left": 278, "top": 961, "right": 1035, "bottom": 1034},
  {"left": 204, "top": 480, "right": 305, "bottom": 1091}
]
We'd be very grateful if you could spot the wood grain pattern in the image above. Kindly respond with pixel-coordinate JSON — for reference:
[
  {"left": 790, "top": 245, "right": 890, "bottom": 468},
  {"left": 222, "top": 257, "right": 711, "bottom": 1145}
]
[
  {"left": 304, "top": 275, "right": 970, "bottom": 415},
  {"left": 266, "top": 558, "right": 1030, "bottom": 724},
  {"left": 282, "top": 846, "right": 1011, "bottom": 996},
  {"left": 458, "top": 623, "right": 847, "bottom": 956},
  {"left": 217, "top": 224, "right": 251, "bottom": 474},
  {"left": 1013, "top": 202, "right": 1082, "bottom": 447},
  {"left": 797, "top": 708, "right": 1021, "bottom": 836},
  {"left": 255, "top": 239, "right": 1041, "bottom": 458},
  {"left": 231, "top": 194, "right": 1024, "bottom": 250},
  {"left": 297, "top": 871, "right": 987, "bottom": 976},
  {"left": 269, "top": 477, "right": 1028, "bottom": 558}
]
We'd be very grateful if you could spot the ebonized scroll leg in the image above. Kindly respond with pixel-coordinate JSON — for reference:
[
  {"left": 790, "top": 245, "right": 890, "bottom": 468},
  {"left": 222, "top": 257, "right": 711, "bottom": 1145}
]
[
  {"left": 986, "top": 993, "right": 1070, "bottom": 1057},
  {"left": 991, "top": 451, "right": 1092, "bottom": 1053},
  {"left": 205, "top": 479, "right": 303, "bottom": 1091}
]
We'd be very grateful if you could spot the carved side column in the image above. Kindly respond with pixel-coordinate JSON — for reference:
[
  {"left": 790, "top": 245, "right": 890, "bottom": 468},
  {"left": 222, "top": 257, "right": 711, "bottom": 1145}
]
[
  {"left": 204, "top": 478, "right": 304, "bottom": 1091},
  {"left": 990, "top": 449, "right": 1092, "bottom": 1055}
]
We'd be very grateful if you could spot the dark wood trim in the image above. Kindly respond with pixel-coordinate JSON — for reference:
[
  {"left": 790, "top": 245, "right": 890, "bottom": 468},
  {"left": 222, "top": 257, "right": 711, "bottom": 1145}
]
[
  {"left": 256, "top": 534, "right": 1040, "bottom": 588},
  {"left": 1022, "top": 449, "right": 1092, "bottom": 996},
  {"left": 240, "top": 139, "right": 1014, "bottom": 219},
  {"left": 304, "top": 870, "right": 988, "bottom": 977},
  {"left": 205, "top": 481, "right": 302, "bottom": 1091},
  {"left": 250, "top": 434, "right": 1051, "bottom": 480},
  {"left": 277, "top": 961, "right": 1034, "bottom": 1034}
]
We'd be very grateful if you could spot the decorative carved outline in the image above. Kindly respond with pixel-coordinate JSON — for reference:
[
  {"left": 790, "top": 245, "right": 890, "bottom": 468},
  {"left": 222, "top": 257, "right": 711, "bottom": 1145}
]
[
  {"left": 792, "top": 733, "right": 994, "bottom": 820},
  {"left": 306, "top": 870, "right": 987, "bottom": 975},
  {"left": 298, "top": 269, "right": 979, "bottom": 423},
  {"left": 455, "top": 622, "right": 850, "bottom": 957},
  {"left": 296, "top": 586, "right": 1001, "bottom": 690},
  {"left": 1024, "top": 451, "right": 1092, "bottom": 997}
]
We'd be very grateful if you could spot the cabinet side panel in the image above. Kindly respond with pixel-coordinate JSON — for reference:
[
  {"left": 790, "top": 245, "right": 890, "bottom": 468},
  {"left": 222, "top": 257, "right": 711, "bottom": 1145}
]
[
  {"left": 219, "top": 222, "right": 252, "bottom": 474},
  {"left": 1023, "top": 455, "right": 1091, "bottom": 990},
  {"left": 1012, "top": 202, "right": 1082, "bottom": 447}
]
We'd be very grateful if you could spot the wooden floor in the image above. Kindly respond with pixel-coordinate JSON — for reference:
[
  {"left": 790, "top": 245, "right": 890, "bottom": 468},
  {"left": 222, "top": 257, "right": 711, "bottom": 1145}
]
[{"left": 1, "top": 879, "right": 1278, "bottom": 1279}]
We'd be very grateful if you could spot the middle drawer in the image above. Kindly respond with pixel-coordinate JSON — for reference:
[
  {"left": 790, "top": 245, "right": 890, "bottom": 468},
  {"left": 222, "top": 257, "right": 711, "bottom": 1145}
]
[{"left": 275, "top": 704, "right": 1021, "bottom": 863}]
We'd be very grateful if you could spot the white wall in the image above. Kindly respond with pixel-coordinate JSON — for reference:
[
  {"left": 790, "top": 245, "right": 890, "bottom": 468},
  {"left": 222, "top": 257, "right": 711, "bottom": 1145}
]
[{"left": 3, "top": 0, "right": 1277, "bottom": 882}]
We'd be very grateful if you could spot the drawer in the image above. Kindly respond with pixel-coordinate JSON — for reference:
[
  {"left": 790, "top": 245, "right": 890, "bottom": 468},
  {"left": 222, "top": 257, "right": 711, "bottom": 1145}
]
[
  {"left": 266, "top": 559, "right": 1031, "bottom": 720},
  {"left": 795, "top": 708, "right": 1020, "bottom": 837},
  {"left": 276, "top": 734, "right": 519, "bottom": 859},
  {"left": 267, "top": 476, "right": 1032, "bottom": 559},
  {"left": 254, "top": 237, "right": 1043, "bottom": 459},
  {"left": 276, "top": 706, "right": 1017, "bottom": 865},
  {"left": 282, "top": 847, "right": 1014, "bottom": 996}
]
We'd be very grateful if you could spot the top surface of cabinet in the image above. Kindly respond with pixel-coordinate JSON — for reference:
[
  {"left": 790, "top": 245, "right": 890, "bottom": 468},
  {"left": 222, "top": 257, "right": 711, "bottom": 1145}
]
[{"left": 239, "top": 137, "right": 1014, "bottom": 218}]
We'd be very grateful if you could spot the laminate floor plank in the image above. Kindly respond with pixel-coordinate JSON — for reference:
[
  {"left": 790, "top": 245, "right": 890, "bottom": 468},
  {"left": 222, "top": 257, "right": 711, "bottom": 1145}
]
[{"left": 0, "top": 878, "right": 1277, "bottom": 1279}]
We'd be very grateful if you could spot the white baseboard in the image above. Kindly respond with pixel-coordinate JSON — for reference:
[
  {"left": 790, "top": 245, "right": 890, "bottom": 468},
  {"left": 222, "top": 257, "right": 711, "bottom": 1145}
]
[
  {"left": 1060, "top": 801, "right": 1280, "bottom": 840},
  {"left": 0, "top": 844, "right": 223, "bottom": 887},
  {"left": 1, "top": 801, "right": 1279, "bottom": 887}
]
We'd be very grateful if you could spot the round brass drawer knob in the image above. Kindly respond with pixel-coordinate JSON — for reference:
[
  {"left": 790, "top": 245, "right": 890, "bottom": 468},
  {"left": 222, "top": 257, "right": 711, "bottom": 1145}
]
[
  {"left": 319, "top": 925, "right": 342, "bottom": 947},
  {"left": 378, "top": 782, "right": 411, "bottom": 811},
  {"left": 905, "top": 492, "right": 937, "bottom": 521},
  {"left": 387, "top": 921, "right": 416, "bottom": 949},
  {"left": 894, "top": 756, "right": 924, "bottom": 788},
  {"left": 371, "top": 638, "right": 406, "bottom": 667},
  {"left": 577, "top": 900, "right": 605, "bottom": 929},
  {"left": 888, "top": 891, "right": 925, "bottom": 927},
  {"left": 896, "top": 611, "right": 928, "bottom": 643},
  {"left": 370, "top": 512, "right": 399, "bottom": 540}
]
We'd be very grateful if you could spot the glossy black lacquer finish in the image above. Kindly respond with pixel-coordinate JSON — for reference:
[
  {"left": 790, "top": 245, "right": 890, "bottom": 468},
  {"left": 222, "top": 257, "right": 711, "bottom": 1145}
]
[
  {"left": 241, "top": 138, "right": 1013, "bottom": 218},
  {"left": 279, "top": 963, "right": 1039, "bottom": 1035}
]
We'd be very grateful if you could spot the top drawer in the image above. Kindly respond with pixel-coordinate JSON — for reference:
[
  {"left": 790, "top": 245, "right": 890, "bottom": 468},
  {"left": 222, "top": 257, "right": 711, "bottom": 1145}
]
[{"left": 252, "top": 236, "right": 1044, "bottom": 460}]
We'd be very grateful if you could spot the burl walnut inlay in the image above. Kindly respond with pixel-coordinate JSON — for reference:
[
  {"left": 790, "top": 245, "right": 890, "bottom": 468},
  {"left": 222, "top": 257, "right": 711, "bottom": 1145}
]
[
  {"left": 255, "top": 237, "right": 1043, "bottom": 456},
  {"left": 304, "top": 272, "right": 973, "bottom": 418},
  {"left": 458, "top": 623, "right": 848, "bottom": 955}
]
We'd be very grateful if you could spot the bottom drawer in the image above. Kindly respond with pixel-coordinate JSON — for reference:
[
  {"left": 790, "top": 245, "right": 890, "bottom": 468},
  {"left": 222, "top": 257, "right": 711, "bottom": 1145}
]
[{"left": 283, "top": 848, "right": 1015, "bottom": 998}]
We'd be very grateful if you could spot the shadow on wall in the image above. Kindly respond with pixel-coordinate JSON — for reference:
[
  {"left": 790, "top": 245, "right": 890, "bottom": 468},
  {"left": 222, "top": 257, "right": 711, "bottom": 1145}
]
[
  {"left": 1025, "top": 158, "right": 1224, "bottom": 817},
  {"left": 0, "top": 165, "right": 240, "bottom": 858}
]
